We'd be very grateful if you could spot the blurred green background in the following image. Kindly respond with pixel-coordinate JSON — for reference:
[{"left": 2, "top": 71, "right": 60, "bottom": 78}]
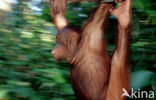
[{"left": 0, "top": 0, "right": 155, "bottom": 100}]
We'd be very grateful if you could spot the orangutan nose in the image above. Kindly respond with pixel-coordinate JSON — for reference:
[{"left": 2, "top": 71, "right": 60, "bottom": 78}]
[{"left": 51, "top": 50, "right": 55, "bottom": 56}]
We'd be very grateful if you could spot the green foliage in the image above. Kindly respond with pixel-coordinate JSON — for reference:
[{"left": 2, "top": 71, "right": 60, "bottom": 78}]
[{"left": 0, "top": 0, "right": 155, "bottom": 100}]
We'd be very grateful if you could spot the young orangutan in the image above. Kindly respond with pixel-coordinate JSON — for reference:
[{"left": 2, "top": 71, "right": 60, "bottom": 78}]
[{"left": 50, "top": 0, "right": 132, "bottom": 100}]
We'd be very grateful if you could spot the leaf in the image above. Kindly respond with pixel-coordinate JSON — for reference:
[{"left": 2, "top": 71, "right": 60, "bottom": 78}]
[{"left": 131, "top": 70, "right": 154, "bottom": 90}]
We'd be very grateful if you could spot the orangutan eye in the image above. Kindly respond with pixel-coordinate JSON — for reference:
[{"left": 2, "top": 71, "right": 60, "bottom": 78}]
[
  {"left": 56, "top": 35, "right": 62, "bottom": 41},
  {"left": 58, "top": 37, "right": 61, "bottom": 40}
]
